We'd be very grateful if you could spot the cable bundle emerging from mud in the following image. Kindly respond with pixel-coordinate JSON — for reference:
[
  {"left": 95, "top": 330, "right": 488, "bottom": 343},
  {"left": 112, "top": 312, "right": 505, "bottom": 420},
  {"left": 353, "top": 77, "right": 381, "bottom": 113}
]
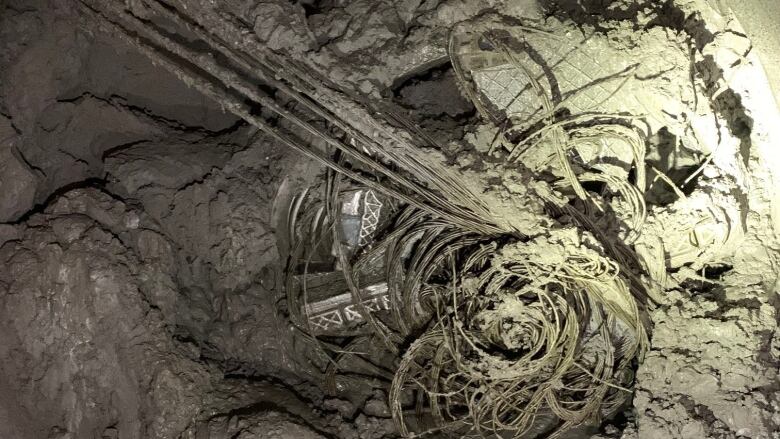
[{"left": 78, "top": 2, "right": 654, "bottom": 438}]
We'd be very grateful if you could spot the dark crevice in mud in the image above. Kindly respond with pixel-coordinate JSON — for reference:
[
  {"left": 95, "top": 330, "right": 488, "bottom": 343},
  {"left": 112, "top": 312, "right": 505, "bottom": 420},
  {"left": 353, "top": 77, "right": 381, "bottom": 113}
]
[
  {"left": 192, "top": 372, "right": 343, "bottom": 439},
  {"left": 57, "top": 91, "right": 247, "bottom": 137},
  {"left": 751, "top": 383, "right": 780, "bottom": 434},
  {"left": 295, "top": 0, "right": 335, "bottom": 18},
  {"left": 390, "top": 60, "right": 454, "bottom": 98},
  {"left": 390, "top": 61, "right": 479, "bottom": 144},
  {"left": 711, "top": 88, "right": 753, "bottom": 169},
  {"left": 2, "top": 2, "right": 38, "bottom": 14},
  {"left": 171, "top": 331, "right": 202, "bottom": 349},
  {"left": 678, "top": 395, "right": 733, "bottom": 437},
  {"left": 12, "top": 143, "right": 47, "bottom": 177},
  {"left": 679, "top": 280, "right": 721, "bottom": 298},
  {"left": 667, "top": 8, "right": 755, "bottom": 177},
  {"left": 702, "top": 263, "right": 733, "bottom": 280},
  {"left": 221, "top": 360, "right": 276, "bottom": 379},
  {"left": 580, "top": 179, "right": 607, "bottom": 194},
  {"left": 645, "top": 165, "right": 706, "bottom": 208},
  {"left": 7, "top": 178, "right": 124, "bottom": 225},
  {"left": 176, "top": 325, "right": 227, "bottom": 363},
  {"left": 539, "top": 0, "right": 657, "bottom": 30},
  {"left": 0, "top": 111, "right": 21, "bottom": 135},
  {"left": 100, "top": 139, "right": 150, "bottom": 160},
  {"left": 223, "top": 402, "right": 340, "bottom": 439},
  {"left": 540, "top": 0, "right": 691, "bottom": 34},
  {"left": 601, "top": 405, "right": 636, "bottom": 436},
  {"left": 170, "top": 327, "right": 224, "bottom": 364},
  {"left": 217, "top": 375, "right": 344, "bottom": 437}
]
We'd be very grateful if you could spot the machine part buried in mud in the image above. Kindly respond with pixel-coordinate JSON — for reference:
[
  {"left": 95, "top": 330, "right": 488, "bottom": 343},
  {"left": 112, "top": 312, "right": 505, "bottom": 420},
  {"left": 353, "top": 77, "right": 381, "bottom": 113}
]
[
  {"left": 73, "top": 1, "right": 713, "bottom": 437},
  {"left": 281, "top": 174, "right": 649, "bottom": 438}
]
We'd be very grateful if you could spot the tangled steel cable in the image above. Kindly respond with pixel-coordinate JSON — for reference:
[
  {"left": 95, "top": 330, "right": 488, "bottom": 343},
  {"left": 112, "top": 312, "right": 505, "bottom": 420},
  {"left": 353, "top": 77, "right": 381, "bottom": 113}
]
[
  {"left": 79, "top": 2, "right": 655, "bottom": 437},
  {"left": 388, "top": 231, "right": 646, "bottom": 438}
]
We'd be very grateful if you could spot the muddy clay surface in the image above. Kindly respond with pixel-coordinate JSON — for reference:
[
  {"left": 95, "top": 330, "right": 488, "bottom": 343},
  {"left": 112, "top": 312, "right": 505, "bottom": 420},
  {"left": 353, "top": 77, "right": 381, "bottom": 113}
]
[{"left": 0, "top": 0, "right": 778, "bottom": 438}]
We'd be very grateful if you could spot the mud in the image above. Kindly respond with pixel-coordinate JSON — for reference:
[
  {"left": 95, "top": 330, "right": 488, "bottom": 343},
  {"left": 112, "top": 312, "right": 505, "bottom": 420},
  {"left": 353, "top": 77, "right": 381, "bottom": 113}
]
[{"left": 0, "top": 0, "right": 778, "bottom": 438}]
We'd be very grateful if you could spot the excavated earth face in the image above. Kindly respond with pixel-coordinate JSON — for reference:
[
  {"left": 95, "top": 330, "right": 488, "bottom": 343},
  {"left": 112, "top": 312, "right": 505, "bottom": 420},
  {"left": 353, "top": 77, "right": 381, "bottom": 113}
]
[{"left": 0, "top": 0, "right": 778, "bottom": 438}]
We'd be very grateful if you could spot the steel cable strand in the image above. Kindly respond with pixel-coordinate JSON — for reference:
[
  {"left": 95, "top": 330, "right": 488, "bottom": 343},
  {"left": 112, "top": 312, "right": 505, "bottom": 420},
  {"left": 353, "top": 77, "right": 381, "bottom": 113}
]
[{"left": 78, "top": 0, "right": 503, "bottom": 235}]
